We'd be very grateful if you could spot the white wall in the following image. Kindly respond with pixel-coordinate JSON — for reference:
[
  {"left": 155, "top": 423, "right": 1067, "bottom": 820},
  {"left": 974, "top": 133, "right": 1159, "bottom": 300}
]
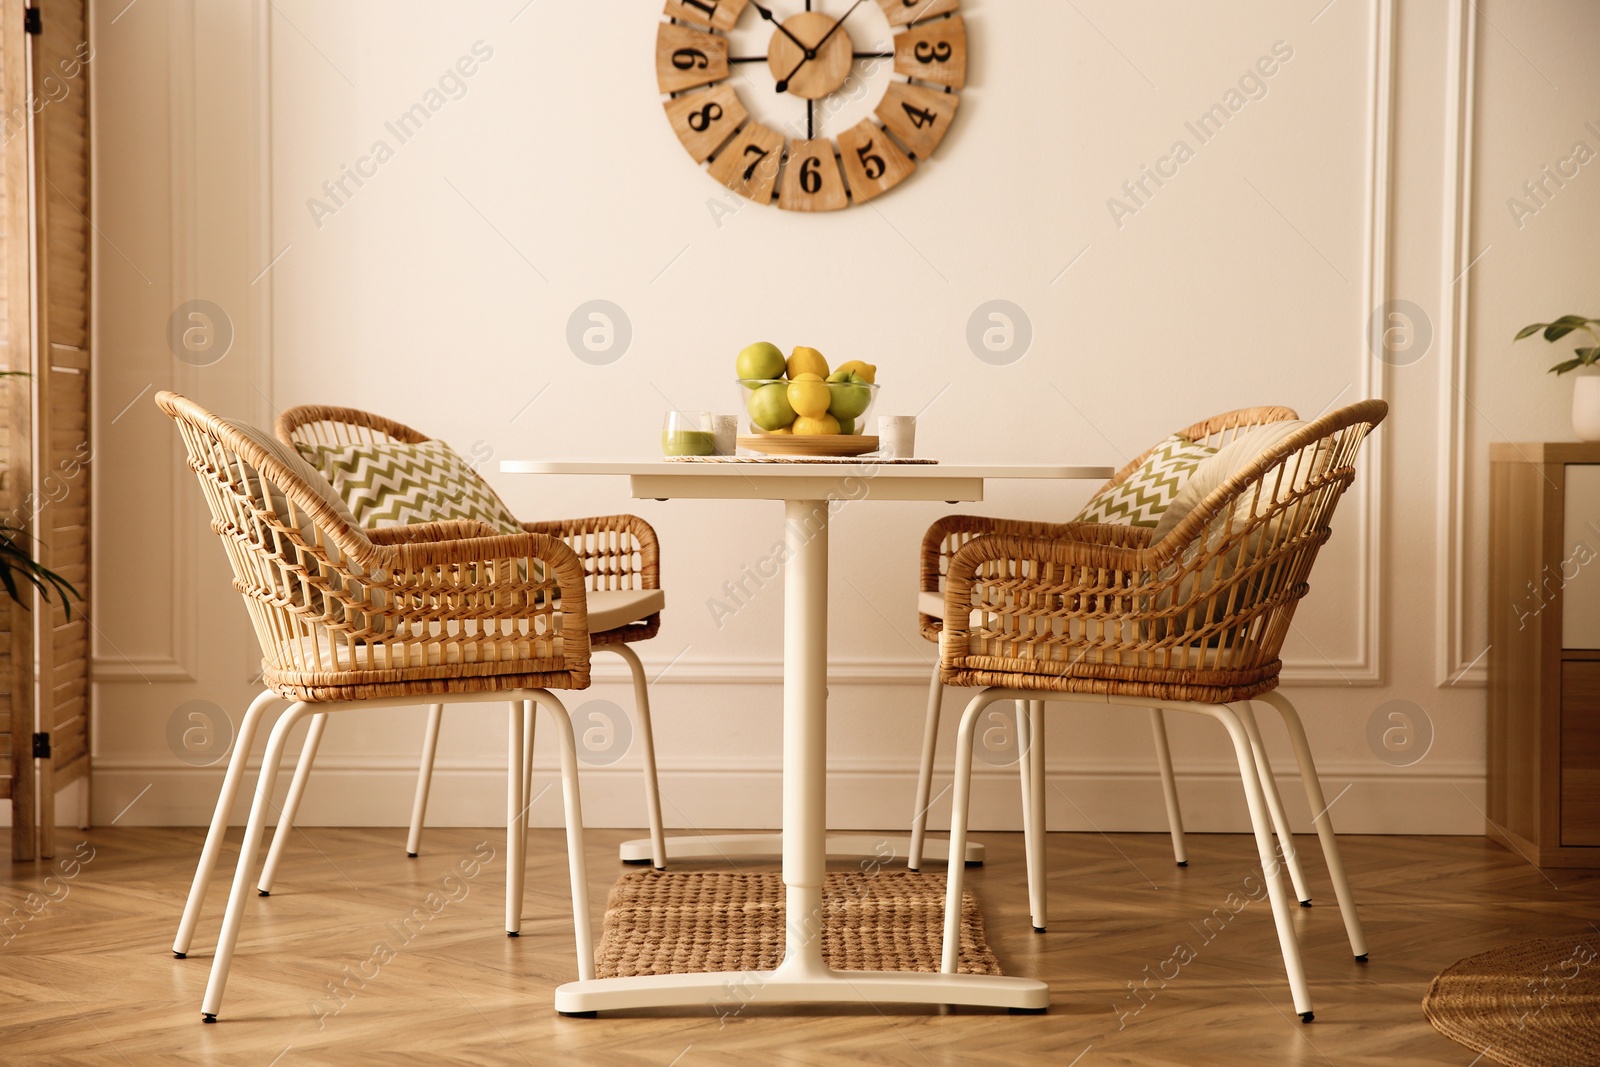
[{"left": 76, "top": 0, "right": 1598, "bottom": 836}]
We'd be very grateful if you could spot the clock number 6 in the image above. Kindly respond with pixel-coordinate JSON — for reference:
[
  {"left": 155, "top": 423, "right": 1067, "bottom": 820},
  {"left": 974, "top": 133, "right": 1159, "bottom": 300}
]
[
  {"left": 913, "top": 41, "right": 952, "bottom": 64},
  {"left": 856, "top": 140, "right": 886, "bottom": 181},
  {"left": 799, "top": 155, "right": 823, "bottom": 194},
  {"left": 742, "top": 143, "right": 771, "bottom": 182},
  {"left": 687, "top": 101, "right": 723, "bottom": 132},
  {"left": 671, "top": 47, "right": 710, "bottom": 70}
]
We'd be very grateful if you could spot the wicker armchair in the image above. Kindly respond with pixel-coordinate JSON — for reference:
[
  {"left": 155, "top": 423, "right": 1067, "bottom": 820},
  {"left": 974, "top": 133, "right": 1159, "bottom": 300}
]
[
  {"left": 907, "top": 406, "right": 1303, "bottom": 878},
  {"left": 157, "top": 392, "right": 597, "bottom": 1021},
  {"left": 270, "top": 404, "right": 667, "bottom": 876},
  {"left": 933, "top": 400, "right": 1386, "bottom": 1022}
]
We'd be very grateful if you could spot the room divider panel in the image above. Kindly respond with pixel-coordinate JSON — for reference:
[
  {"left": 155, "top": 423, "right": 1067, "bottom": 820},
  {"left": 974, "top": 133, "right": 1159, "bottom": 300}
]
[{"left": 0, "top": 0, "right": 93, "bottom": 861}]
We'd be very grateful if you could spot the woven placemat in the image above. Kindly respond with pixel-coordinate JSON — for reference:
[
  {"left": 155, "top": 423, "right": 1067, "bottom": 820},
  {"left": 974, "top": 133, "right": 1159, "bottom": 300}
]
[
  {"left": 594, "top": 870, "right": 1002, "bottom": 978},
  {"left": 1423, "top": 936, "right": 1600, "bottom": 1067}
]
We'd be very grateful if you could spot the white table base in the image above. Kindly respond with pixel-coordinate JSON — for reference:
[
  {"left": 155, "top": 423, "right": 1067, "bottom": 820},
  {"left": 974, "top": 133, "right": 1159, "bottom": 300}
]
[
  {"left": 617, "top": 833, "right": 985, "bottom": 866},
  {"left": 557, "top": 499, "right": 1047, "bottom": 1014}
]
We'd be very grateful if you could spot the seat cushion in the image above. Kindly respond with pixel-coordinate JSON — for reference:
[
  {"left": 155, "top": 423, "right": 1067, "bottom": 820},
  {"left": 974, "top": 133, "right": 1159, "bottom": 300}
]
[
  {"left": 1075, "top": 434, "right": 1218, "bottom": 529},
  {"left": 587, "top": 588, "right": 666, "bottom": 632},
  {"left": 299, "top": 439, "right": 525, "bottom": 534},
  {"left": 917, "top": 589, "right": 947, "bottom": 619},
  {"left": 276, "top": 589, "right": 665, "bottom": 672}
]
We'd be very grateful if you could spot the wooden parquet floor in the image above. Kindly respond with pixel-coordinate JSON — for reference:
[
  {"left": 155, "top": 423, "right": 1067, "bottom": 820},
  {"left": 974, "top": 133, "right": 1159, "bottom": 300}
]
[{"left": 1, "top": 825, "right": 1596, "bottom": 1065}]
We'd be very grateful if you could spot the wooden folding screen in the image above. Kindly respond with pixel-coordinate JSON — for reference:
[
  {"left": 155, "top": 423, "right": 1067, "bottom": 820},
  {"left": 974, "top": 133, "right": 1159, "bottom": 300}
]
[{"left": 1, "top": 0, "right": 91, "bottom": 861}]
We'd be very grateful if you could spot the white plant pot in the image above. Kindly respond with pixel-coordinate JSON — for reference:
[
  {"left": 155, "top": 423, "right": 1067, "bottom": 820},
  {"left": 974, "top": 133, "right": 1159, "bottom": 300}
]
[{"left": 1575, "top": 368, "right": 1600, "bottom": 441}]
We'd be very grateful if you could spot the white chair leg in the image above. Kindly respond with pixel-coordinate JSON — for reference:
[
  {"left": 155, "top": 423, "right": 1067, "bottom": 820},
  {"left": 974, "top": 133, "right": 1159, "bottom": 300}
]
[
  {"left": 1203, "top": 702, "right": 1314, "bottom": 1022},
  {"left": 405, "top": 703, "right": 445, "bottom": 858},
  {"left": 607, "top": 643, "right": 667, "bottom": 870},
  {"left": 1015, "top": 701, "right": 1035, "bottom": 923},
  {"left": 530, "top": 691, "right": 596, "bottom": 984},
  {"left": 1024, "top": 699, "right": 1047, "bottom": 932},
  {"left": 942, "top": 690, "right": 1009, "bottom": 973},
  {"left": 1234, "top": 703, "right": 1312, "bottom": 906},
  {"left": 522, "top": 698, "right": 537, "bottom": 841},
  {"left": 1148, "top": 708, "right": 1189, "bottom": 867},
  {"left": 173, "top": 690, "right": 280, "bottom": 959},
  {"left": 1256, "top": 690, "right": 1368, "bottom": 960},
  {"left": 256, "top": 712, "right": 329, "bottom": 896},
  {"left": 200, "top": 701, "right": 314, "bottom": 1022},
  {"left": 908, "top": 665, "right": 943, "bottom": 871},
  {"left": 508, "top": 701, "right": 527, "bottom": 937}
]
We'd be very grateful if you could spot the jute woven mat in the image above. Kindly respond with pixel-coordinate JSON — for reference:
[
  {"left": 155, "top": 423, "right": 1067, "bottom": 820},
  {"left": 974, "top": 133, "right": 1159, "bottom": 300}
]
[
  {"left": 1423, "top": 936, "right": 1600, "bottom": 1067},
  {"left": 594, "top": 870, "right": 1002, "bottom": 978}
]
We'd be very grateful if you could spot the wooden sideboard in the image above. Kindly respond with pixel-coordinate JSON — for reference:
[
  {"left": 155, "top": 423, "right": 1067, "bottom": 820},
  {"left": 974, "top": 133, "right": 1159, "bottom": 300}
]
[{"left": 1488, "top": 442, "right": 1600, "bottom": 867}]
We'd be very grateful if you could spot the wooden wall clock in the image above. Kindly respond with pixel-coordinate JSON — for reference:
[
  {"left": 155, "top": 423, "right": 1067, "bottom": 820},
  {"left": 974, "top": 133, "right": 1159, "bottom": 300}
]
[{"left": 656, "top": 0, "right": 967, "bottom": 211}]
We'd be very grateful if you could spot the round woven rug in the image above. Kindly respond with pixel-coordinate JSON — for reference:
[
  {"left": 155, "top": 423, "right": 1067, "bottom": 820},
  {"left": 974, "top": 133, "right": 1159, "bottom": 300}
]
[
  {"left": 1423, "top": 936, "right": 1600, "bottom": 1067},
  {"left": 594, "top": 870, "right": 1002, "bottom": 979}
]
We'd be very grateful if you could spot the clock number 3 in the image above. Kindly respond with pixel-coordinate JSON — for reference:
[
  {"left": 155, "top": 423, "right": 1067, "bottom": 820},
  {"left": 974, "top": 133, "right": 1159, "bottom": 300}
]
[
  {"left": 855, "top": 140, "right": 887, "bottom": 181},
  {"left": 688, "top": 101, "right": 724, "bottom": 132},
  {"left": 913, "top": 41, "right": 952, "bottom": 64}
]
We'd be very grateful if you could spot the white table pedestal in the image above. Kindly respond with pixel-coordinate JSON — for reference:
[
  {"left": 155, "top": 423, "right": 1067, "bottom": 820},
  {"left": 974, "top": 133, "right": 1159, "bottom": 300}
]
[{"left": 553, "top": 498, "right": 1048, "bottom": 1014}]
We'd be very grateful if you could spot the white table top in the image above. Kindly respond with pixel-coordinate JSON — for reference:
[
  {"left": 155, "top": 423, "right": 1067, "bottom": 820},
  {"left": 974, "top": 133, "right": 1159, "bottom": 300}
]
[
  {"left": 500, "top": 459, "right": 1111, "bottom": 502},
  {"left": 501, "top": 459, "right": 1111, "bottom": 479}
]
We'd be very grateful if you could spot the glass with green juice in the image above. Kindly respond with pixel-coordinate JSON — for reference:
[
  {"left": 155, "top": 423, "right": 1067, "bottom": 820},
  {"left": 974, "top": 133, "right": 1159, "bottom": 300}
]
[{"left": 661, "top": 411, "right": 715, "bottom": 456}]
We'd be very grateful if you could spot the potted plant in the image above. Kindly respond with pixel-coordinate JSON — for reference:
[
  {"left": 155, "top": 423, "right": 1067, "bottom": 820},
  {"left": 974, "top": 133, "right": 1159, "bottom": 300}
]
[
  {"left": 0, "top": 371, "right": 78, "bottom": 617},
  {"left": 0, "top": 524, "right": 78, "bottom": 618},
  {"left": 1515, "top": 314, "right": 1600, "bottom": 440}
]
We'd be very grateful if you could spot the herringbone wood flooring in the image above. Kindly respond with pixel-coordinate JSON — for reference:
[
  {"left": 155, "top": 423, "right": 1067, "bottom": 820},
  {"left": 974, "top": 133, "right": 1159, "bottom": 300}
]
[{"left": 1, "top": 826, "right": 1596, "bottom": 1065}]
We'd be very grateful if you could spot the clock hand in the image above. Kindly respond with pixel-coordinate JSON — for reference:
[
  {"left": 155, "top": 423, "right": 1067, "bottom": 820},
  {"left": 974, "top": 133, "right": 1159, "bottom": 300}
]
[
  {"left": 774, "top": 0, "right": 865, "bottom": 93},
  {"left": 749, "top": 1, "right": 809, "bottom": 53}
]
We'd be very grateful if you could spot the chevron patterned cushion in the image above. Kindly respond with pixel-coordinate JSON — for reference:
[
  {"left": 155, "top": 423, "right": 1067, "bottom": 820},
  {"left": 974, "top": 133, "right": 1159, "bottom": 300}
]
[
  {"left": 1074, "top": 434, "right": 1218, "bottom": 528},
  {"left": 300, "top": 439, "right": 525, "bottom": 534}
]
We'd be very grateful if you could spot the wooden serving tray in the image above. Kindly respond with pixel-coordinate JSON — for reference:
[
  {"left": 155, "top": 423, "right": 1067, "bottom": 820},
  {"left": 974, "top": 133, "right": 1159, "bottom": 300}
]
[{"left": 738, "top": 434, "right": 879, "bottom": 458}]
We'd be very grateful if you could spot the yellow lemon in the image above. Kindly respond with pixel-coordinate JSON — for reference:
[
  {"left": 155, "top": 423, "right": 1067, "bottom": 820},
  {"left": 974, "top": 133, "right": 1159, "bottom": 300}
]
[
  {"left": 834, "top": 360, "right": 877, "bottom": 384},
  {"left": 765, "top": 425, "right": 792, "bottom": 434},
  {"left": 787, "top": 373, "right": 831, "bottom": 418},
  {"left": 793, "top": 413, "right": 840, "bottom": 435},
  {"left": 786, "top": 346, "right": 829, "bottom": 380}
]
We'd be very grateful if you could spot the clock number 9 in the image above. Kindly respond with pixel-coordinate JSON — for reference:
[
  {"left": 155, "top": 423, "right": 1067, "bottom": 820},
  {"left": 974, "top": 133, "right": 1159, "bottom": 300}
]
[
  {"left": 742, "top": 143, "right": 771, "bottom": 182},
  {"left": 798, "top": 156, "right": 823, "bottom": 194},
  {"left": 687, "top": 101, "right": 724, "bottom": 132},
  {"left": 913, "top": 41, "right": 952, "bottom": 64},
  {"left": 672, "top": 47, "right": 710, "bottom": 70},
  {"left": 856, "top": 140, "right": 886, "bottom": 181}
]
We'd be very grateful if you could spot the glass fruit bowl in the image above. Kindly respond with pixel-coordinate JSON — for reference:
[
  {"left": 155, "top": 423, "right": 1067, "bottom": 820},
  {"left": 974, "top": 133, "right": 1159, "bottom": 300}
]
[{"left": 736, "top": 377, "right": 880, "bottom": 438}]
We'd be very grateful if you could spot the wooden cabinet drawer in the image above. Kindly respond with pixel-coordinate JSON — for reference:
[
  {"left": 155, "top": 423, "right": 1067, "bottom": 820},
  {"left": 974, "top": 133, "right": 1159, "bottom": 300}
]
[
  {"left": 1562, "top": 660, "right": 1600, "bottom": 846},
  {"left": 1563, "top": 466, "right": 1600, "bottom": 649}
]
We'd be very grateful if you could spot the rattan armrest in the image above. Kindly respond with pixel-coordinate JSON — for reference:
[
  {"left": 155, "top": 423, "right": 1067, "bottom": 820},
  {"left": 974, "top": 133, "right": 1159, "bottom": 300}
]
[
  {"left": 366, "top": 520, "right": 502, "bottom": 546},
  {"left": 939, "top": 531, "right": 1156, "bottom": 669},
  {"left": 919, "top": 514, "right": 1077, "bottom": 594},
  {"left": 521, "top": 514, "right": 660, "bottom": 590}
]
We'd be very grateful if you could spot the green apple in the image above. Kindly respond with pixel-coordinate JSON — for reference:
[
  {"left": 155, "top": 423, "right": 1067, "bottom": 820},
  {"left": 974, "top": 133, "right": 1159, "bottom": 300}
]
[
  {"left": 836, "top": 416, "right": 856, "bottom": 435},
  {"left": 737, "top": 341, "right": 786, "bottom": 386},
  {"left": 825, "top": 370, "right": 872, "bottom": 420},
  {"left": 747, "top": 381, "right": 797, "bottom": 430}
]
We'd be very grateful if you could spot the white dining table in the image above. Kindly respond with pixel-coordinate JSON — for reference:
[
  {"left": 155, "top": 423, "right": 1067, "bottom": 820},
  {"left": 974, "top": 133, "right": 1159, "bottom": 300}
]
[{"left": 501, "top": 456, "right": 1111, "bottom": 1014}]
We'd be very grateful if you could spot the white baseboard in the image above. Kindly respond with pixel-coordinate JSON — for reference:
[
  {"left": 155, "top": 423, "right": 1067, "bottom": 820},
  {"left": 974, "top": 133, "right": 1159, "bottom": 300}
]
[{"left": 85, "top": 758, "right": 1486, "bottom": 836}]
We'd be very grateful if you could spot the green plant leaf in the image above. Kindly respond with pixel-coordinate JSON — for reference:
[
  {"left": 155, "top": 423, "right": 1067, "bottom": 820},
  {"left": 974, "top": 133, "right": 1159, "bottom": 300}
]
[
  {"left": 1546, "top": 324, "right": 1580, "bottom": 341},
  {"left": 1577, "top": 347, "right": 1600, "bottom": 363},
  {"left": 1551, "top": 358, "right": 1585, "bottom": 374},
  {"left": 1516, "top": 323, "right": 1549, "bottom": 340}
]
